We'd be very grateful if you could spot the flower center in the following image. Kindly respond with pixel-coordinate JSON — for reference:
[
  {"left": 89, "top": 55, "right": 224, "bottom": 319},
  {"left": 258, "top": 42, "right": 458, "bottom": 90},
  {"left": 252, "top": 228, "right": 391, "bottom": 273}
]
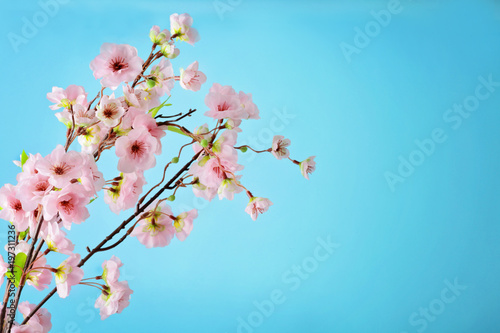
[
  {"left": 109, "top": 57, "right": 129, "bottom": 72},
  {"left": 217, "top": 101, "right": 230, "bottom": 112},
  {"left": 34, "top": 181, "right": 50, "bottom": 192},
  {"left": 130, "top": 141, "right": 146, "bottom": 158},
  {"left": 52, "top": 162, "right": 71, "bottom": 176},
  {"left": 102, "top": 104, "right": 118, "bottom": 119},
  {"left": 59, "top": 199, "right": 74, "bottom": 215},
  {"left": 10, "top": 200, "right": 22, "bottom": 212}
]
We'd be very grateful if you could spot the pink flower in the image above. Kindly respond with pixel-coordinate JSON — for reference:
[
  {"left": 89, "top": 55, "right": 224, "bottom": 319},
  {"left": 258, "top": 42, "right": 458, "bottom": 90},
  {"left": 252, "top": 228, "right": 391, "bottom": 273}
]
[
  {"left": 149, "top": 25, "right": 170, "bottom": 45},
  {"left": 17, "top": 174, "right": 53, "bottom": 212},
  {"left": 190, "top": 155, "right": 243, "bottom": 189},
  {"left": 217, "top": 177, "right": 243, "bottom": 200},
  {"left": 212, "top": 130, "right": 238, "bottom": 156},
  {"left": 96, "top": 94, "right": 125, "bottom": 128},
  {"left": 95, "top": 280, "right": 133, "bottom": 320},
  {"left": 80, "top": 153, "right": 105, "bottom": 195},
  {"left": 25, "top": 254, "right": 52, "bottom": 291},
  {"left": 13, "top": 301, "right": 52, "bottom": 333},
  {"left": 123, "top": 85, "right": 148, "bottom": 109},
  {"left": 239, "top": 91, "right": 260, "bottom": 120},
  {"left": 160, "top": 42, "right": 180, "bottom": 59},
  {"left": 204, "top": 83, "right": 247, "bottom": 120},
  {"left": 192, "top": 180, "right": 217, "bottom": 201},
  {"left": 42, "top": 183, "right": 90, "bottom": 229},
  {"left": 78, "top": 124, "right": 107, "bottom": 155},
  {"left": 245, "top": 197, "right": 273, "bottom": 221},
  {"left": 149, "top": 58, "right": 175, "bottom": 97},
  {"left": 11, "top": 242, "right": 53, "bottom": 291},
  {"left": 130, "top": 201, "right": 175, "bottom": 248},
  {"left": 271, "top": 135, "right": 291, "bottom": 160},
  {"left": 47, "top": 85, "right": 87, "bottom": 111},
  {"left": 180, "top": 61, "right": 206, "bottom": 92},
  {"left": 174, "top": 209, "right": 198, "bottom": 241},
  {"left": 104, "top": 171, "right": 146, "bottom": 214},
  {"left": 0, "top": 254, "right": 8, "bottom": 287},
  {"left": 115, "top": 128, "right": 158, "bottom": 173},
  {"left": 15, "top": 153, "right": 43, "bottom": 183},
  {"left": 0, "top": 184, "right": 29, "bottom": 231},
  {"left": 90, "top": 43, "right": 143, "bottom": 89},
  {"left": 41, "top": 221, "right": 74, "bottom": 254},
  {"left": 35, "top": 145, "right": 83, "bottom": 188},
  {"left": 133, "top": 114, "right": 166, "bottom": 155},
  {"left": 300, "top": 156, "right": 316, "bottom": 180},
  {"left": 56, "top": 104, "right": 97, "bottom": 128},
  {"left": 54, "top": 253, "right": 84, "bottom": 298},
  {"left": 170, "top": 13, "right": 200, "bottom": 45},
  {"left": 101, "top": 256, "right": 123, "bottom": 285}
]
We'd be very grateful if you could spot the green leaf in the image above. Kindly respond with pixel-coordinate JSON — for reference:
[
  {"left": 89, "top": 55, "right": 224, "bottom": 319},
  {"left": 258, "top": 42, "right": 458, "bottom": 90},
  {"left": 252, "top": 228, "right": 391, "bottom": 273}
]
[
  {"left": 148, "top": 96, "right": 171, "bottom": 118},
  {"left": 20, "top": 150, "right": 29, "bottom": 168},
  {"left": 18, "top": 230, "right": 28, "bottom": 241},
  {"left": 166, "top": 126, "right": 189, "bottom": 137},
  {"left": 6, "top": 252, "right": 27, "bottom": 287},
  {"left": 89, "top": 197, "right": 97, "bottom": 204}
]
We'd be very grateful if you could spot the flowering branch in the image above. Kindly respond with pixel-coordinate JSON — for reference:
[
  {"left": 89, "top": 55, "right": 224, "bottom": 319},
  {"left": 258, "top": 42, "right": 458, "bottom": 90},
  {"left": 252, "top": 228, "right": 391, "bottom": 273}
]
[{"left": 0, "top": 12, "right": 316, "bottom": 333}]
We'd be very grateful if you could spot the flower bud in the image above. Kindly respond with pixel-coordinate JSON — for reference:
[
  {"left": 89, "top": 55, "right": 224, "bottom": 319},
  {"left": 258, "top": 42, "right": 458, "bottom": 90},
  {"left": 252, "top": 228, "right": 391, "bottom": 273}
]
[
  {"left": 240, "top": 146, "right": 248, "bottom": 153},
  {"left": 146, "top": 79, "right": 157, "bottom": 88},
  {"left": 161, "top": 43, "right": 180, "bottom": 59},
  {"left": 171, "top": 157, "right": 179, "bottom": 164},
  {"left": 200, "top": 139, "right": 208, "bottom": 147},
  {"left": 150, "top": 25, "right": 170, "bottom": 45},
  {"left": 167, "top": 195, "right": 176, "bottom": 201}
]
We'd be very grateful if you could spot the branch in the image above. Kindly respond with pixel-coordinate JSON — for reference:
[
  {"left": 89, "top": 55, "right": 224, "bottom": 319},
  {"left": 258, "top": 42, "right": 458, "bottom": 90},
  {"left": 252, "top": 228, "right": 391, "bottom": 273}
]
[{"left": 20, "top": 151, "right": 202, "bottom": 326}]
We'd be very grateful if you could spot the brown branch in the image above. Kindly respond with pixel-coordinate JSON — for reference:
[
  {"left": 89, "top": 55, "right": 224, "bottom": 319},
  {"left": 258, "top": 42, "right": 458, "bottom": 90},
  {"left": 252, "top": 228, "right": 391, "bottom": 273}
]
[{"left": 4, "top": 212, "right": 44, "bottom": 333}]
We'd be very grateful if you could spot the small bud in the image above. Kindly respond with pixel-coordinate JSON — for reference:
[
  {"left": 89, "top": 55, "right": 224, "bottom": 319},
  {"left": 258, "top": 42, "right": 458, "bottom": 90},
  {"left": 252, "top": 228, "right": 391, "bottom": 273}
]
[
  {"left": 200, "top": 139, "right": 208, "bottom": 147},
  {"left": 167, "top": 195, "right": 176, "bottom": 201},
  {"left": 161, "top": 43, "right": 180, "bottom": 59},
  {"left": 146, "top": 79, "right": 157, "bottom": 88},
  {"left": 240, "top": 146, "right": 248, "bottom": 153},
  {"left": 150, "top": 25, "right": 170, "bottom": 45},
  {"left": 171, "top": 157, "right": 179, "bottom": 164}
]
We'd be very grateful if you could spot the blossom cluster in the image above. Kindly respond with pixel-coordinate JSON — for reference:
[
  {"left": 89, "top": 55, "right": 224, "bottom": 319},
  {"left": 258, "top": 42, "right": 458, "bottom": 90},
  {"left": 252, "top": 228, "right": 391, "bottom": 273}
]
[{"left": 0, "top": 12, "right": 315, "bottom": 333}]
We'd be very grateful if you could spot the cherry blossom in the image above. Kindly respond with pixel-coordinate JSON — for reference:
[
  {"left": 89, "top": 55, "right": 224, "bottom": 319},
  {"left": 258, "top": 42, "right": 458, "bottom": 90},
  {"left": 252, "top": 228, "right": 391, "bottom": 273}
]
[
  {"left": 47, "top": 85, "right": 87, "bottom": 111},
  {"left": 0, "top": 254, "right": 8, "bottom": 286},
  {"left": 54, "top": 253, "right": 84, "bottom": 298},
  {"left": 35, "top": 145, "right": 83, "bottom": 188},
  {"left": 204, "top": 83, "right": 247, "bottom": 120},
  {"left": 271, "top": 135, "right": 291, "bottom": 160},
  {"left": 148, "top": 58, "right": 175, "bottom": 97},
  {"left": 149, "top": 25, "right": 170, "bottom": 45},
  {"left": 96, "top": 94, "right": 126, "bottom": 128},
  {"left": 180, "top": 61, "right": 206, "bottom": 92},
  {"left": 130, "top": 201, "right": 175, "bottom": 248},
  {"left": 0, "top": 184, "right": 29, "bottom": 231},
  {"left": 90, "top": 43, "right": 143, "bottom": 89},
  {"left": 95, "top": 280, "right": 133, "bottom": 320},
  {"left": 300, "top": 156, "right": 316, "bottom": 180},
  {"left": 170, "top": 13, "right": 200, "bottom": 45},
  {"left": 115, "top": 127, "right": 158, "bottom": 173},
  {"left": 17, "top": 174, "right": 53, "bottom": 212},
  {"left": 101, "top": 256, "right": 123, "bottom": 285},
  {"left": 245, "top": 197, "right": 273, "bottom": 221},
  {"left": 12, "top": 301, "right": 51, "bottom": 333},
  {"left": 104, "top": 171, "right": 147, "bottom": 214},
  {"left": 42, "top": 183, "right": 90, "bottom": 229},
  {"left": 41, "top": 221, "right": 74, "bottom": 254},
  {"left": 174, "top": 209, "right": 198, "bottom": 241}
]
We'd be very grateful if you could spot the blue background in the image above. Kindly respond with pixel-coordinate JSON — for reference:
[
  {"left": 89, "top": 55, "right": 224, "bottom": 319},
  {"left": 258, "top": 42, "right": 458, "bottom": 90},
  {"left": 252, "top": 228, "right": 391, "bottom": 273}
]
[{"left": 1, "top": 0, "right": 500, "bottom": 332}]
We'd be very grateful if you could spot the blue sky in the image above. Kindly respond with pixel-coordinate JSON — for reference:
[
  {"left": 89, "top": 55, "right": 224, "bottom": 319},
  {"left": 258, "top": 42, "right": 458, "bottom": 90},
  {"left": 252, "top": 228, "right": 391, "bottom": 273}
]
[{"left": 1, "top": 0, "right": 500, "bottom": 332}]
